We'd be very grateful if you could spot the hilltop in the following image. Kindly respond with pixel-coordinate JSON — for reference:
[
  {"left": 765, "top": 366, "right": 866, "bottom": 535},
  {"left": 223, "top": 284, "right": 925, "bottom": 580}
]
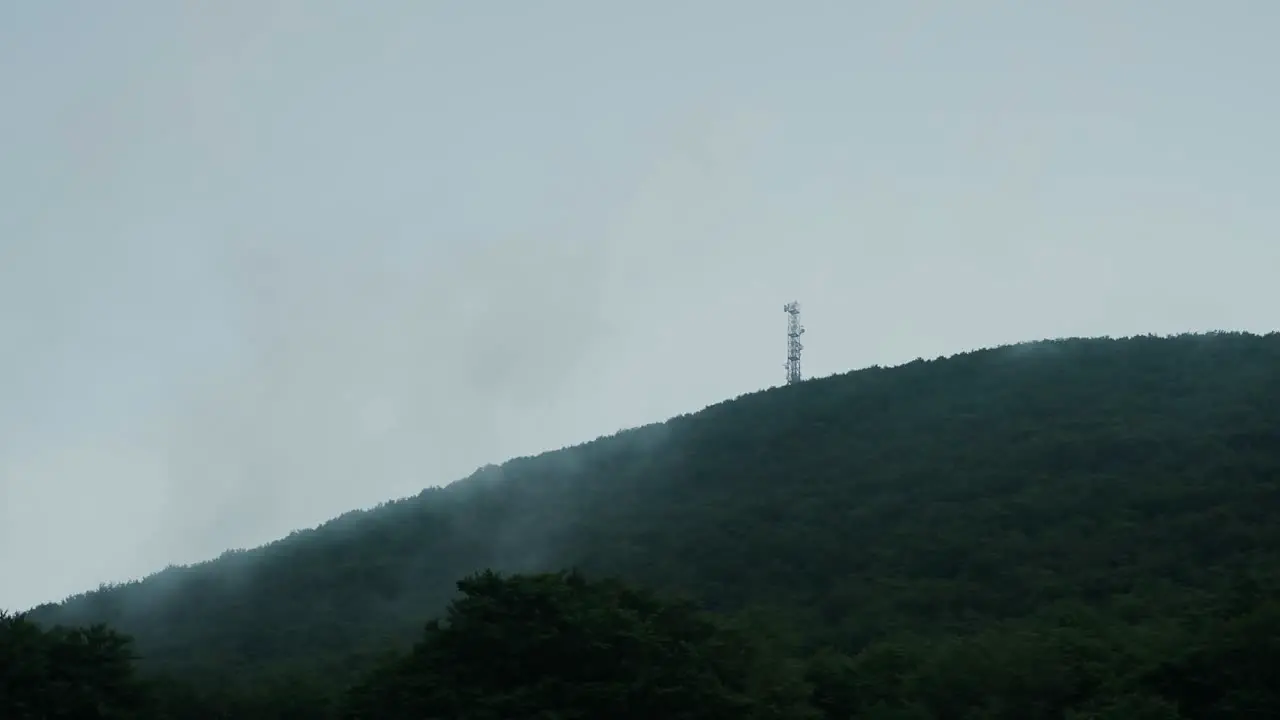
[{"left": 20, "top": 331, "right": 1280, "bottom": 717}]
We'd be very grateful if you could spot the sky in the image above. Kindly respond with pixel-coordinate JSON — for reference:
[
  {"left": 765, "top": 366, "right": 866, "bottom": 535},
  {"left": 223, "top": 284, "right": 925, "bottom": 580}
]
[{"left": 1, "top": 1, "right": 1277, "bottom": 611}]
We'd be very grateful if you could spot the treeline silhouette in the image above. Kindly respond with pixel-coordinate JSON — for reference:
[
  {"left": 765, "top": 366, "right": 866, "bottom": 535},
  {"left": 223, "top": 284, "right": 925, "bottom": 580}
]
[{"left": 7, "top": 332, "right": 1280, "bottom": 718}]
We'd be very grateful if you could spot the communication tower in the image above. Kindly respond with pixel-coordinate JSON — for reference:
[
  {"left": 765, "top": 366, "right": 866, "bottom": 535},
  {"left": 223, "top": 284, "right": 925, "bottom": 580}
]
[{"left": 783, "top": 301, "right": 805, "bottom": 385}]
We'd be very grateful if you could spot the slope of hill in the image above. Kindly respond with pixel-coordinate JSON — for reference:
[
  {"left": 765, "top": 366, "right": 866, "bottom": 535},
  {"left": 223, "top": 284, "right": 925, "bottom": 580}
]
[{"left": 26, "top": 333, "right": 1280, "bottom": 702}]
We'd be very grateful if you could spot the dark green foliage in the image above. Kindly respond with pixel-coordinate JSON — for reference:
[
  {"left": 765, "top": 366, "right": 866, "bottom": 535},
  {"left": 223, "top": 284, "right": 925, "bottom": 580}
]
[
  {"left": 13, "top": 331, "right": 1280, "bottom": 716},
  {"left": 1142, "top": 600, "right": 1280, "bottom": 718},
  {"left": 0, "top": 611, "right": 148, "bottom": 719},
  {"left": 342, "top": 569, "right": 818, "bottom": 719}
]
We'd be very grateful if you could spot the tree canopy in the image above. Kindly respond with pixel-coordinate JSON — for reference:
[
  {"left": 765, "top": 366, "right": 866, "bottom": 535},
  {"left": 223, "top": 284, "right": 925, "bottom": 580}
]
[
  {"left": 343, "top": 570, "right": 817, "bottom": 719},
  {"left": 0, "top": 611, "right": 147, "bottom": 719}
]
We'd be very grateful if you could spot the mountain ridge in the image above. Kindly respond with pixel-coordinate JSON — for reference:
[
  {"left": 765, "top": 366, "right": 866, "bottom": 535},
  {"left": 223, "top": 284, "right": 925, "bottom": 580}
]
[{"left": 25, "top": 331, "right": 1280, "bottom": 698}]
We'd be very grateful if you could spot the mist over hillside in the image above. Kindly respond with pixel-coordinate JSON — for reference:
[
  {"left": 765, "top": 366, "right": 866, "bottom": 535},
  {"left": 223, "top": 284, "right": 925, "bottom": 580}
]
[
  {"left": 8, "top": 1, "right": 1280, "bottom": 715},
  {"left": 25, "top": 332, "right": 1280, "bottom": 706}
]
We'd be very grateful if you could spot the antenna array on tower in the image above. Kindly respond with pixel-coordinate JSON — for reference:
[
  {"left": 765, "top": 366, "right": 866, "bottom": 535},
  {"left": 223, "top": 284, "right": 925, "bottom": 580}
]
[{"left": 783, "top": 301, "right": 805, "bottom": 385}]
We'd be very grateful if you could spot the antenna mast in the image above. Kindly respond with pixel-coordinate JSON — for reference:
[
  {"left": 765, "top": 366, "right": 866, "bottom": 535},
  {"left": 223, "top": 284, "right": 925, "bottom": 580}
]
[{"left": 783, "top": 301, "right": 805, "bottom": 385}]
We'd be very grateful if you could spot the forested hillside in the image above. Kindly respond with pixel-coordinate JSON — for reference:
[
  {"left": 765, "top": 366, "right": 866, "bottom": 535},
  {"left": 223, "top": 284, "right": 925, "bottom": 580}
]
[{"left": 13, "top": 332, "right": 1280, "bottom": 718}]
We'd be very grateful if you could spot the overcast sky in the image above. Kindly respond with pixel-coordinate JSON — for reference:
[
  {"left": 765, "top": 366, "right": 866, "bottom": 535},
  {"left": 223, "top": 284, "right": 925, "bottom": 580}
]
[{"left": 1, "top": 1, "right": 1276, "bottom": 611}]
